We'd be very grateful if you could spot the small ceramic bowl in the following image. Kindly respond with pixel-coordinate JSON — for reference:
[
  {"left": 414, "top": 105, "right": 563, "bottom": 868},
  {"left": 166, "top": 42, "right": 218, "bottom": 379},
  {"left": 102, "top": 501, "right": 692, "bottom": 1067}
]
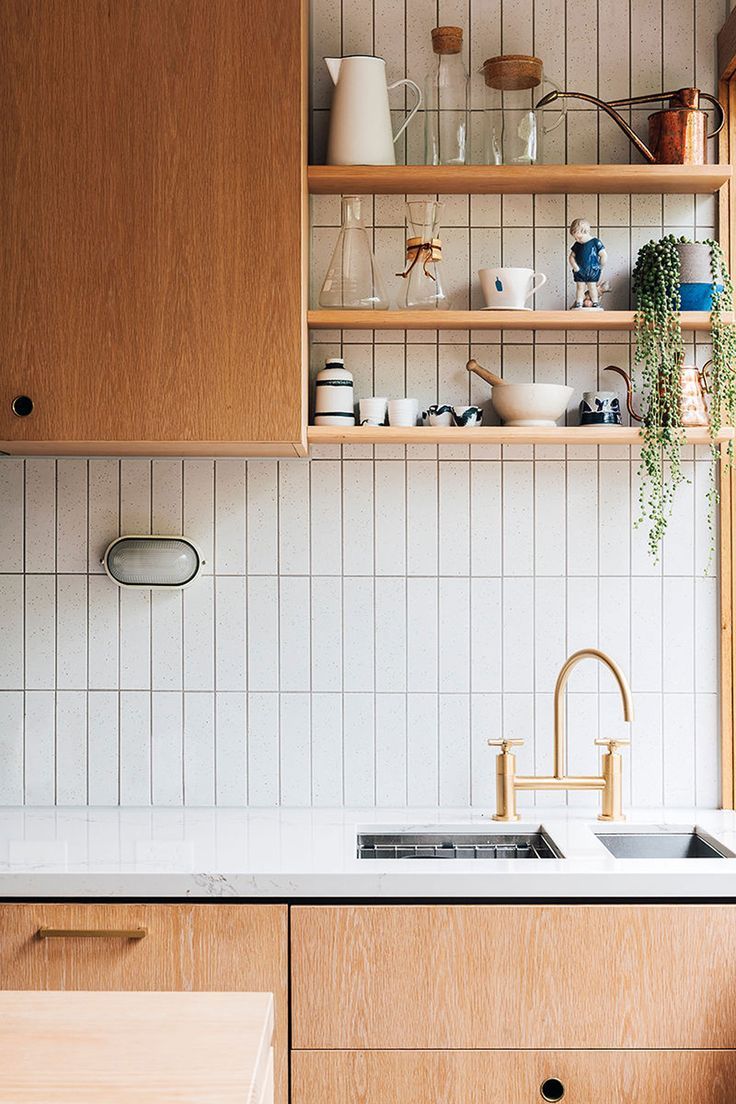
[
  {"left": 452, "top": 405, "right": 483, "bottom": 427},
  {"left": 422, "top": 404, "right": 454, "bottom": 427},
  {"left": 491, "top": 383, "right": 573, "bottom": 427}
]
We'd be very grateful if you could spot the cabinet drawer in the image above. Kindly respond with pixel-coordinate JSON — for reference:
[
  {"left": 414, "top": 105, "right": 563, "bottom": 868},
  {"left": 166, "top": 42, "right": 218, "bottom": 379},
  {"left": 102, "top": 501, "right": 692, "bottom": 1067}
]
[
  {"left": 291, "top": 904, "right": 736, "bottom": 1049},
  {"left": 292, "top": 1050, "right": 736, "bottom": 1104},
  {"left": 0, "top": 903, "right": 287, "bottom": 1104}
]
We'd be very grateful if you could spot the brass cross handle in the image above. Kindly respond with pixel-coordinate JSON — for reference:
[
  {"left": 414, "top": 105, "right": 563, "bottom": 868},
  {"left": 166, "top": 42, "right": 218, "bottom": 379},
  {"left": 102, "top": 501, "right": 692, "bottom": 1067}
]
[
  {"left": 594, "top": 739, "right": 630, "bottom": 753},
  {"left": 488, "top": 738, "right": 525, "bottom": 751}
]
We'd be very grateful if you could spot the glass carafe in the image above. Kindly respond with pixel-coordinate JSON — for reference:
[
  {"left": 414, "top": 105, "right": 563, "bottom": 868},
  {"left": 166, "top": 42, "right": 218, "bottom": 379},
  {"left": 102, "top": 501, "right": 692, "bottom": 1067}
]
[
  {"left": 319, "top": 196, "right": 390, "bottom": 310},
  {"left": 398, "top": 200, "right": 447, "bottom": 310},
  {"left": 424, "top": 26, "right": 469, "bottom": 165},
  {"left": 479, "top": 54, "right": 564, "bottom": 164}
]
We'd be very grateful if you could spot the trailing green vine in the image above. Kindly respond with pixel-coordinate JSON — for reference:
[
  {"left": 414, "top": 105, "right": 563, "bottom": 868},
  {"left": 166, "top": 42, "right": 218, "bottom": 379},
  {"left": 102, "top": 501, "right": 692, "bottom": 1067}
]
[{"left": 632, "top": 235, "right": 736, "bottom": 566}]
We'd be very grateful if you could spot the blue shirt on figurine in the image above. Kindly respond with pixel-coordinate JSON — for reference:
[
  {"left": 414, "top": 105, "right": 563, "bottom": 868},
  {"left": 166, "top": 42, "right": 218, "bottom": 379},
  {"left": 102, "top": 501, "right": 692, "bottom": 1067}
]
[{"left": 570, "top": 236, "right": 605, "bottom": 281}]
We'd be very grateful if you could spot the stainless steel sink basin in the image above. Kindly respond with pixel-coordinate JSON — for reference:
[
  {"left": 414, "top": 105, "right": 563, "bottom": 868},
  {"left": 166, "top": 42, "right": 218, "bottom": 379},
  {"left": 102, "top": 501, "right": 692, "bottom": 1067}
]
[
  {"left": 596, "top": 829, "right": 731, "bottom": 859},
  {"left": 357, "top": 830, "right": 562, "bottom": 859}
]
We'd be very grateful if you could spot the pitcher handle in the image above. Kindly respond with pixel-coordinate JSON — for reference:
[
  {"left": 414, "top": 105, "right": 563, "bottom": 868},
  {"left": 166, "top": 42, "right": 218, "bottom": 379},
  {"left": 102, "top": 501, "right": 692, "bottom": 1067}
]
[
  {"left": 540, "top": 76, "right": 566, "bottom": 134},
  {"left": 525, "top": 272, "right": 547, "bottom": 301},
  {"left": 387, "top": 78, "right": 423, "bottom": 144}
]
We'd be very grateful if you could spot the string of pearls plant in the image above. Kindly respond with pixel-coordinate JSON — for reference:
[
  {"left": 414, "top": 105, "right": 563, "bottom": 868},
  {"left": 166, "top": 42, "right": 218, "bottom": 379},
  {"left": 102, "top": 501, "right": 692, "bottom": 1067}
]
[{"left": 632, "top": 235, "right": 736, "bottom": 564}]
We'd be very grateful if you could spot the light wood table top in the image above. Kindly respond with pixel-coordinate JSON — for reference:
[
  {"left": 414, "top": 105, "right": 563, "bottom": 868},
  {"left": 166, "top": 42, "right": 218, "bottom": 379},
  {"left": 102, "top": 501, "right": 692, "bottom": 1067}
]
[{"left": 0, "top": 990, "right": 273, "bottom": 1104}]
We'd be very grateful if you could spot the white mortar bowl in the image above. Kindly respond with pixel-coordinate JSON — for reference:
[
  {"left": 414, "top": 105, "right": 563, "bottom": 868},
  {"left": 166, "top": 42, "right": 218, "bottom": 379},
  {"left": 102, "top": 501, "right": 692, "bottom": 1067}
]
[{"left": 491, "top": 383, "right": 573, "bottom": 427}]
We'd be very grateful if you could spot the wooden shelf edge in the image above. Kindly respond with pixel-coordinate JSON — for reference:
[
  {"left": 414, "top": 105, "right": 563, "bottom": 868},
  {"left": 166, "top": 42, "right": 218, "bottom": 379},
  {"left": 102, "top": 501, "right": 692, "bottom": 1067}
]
[
  {"left": 0, "top": 441, "right": 304, "bottom": 457},
  {"left": 308, "top": 163, "right": 733, "bottom": 196},
  {"left": 308, "top": 425, "right": 735, "bottom": 446},
  {"left": 308, "top": 310, "right": 730, "bottom": 332}
]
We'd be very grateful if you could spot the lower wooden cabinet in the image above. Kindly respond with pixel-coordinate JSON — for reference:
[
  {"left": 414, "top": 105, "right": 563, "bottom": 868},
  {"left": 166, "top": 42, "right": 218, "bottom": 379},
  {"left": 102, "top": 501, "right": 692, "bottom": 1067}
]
[
  {"left": 0, "top": 903, "right": 288, "bottom": 1104},
  {"left": 292, "top": 1049, "right": 736, "bottom": 1104},
  {"left": 291, "top": 904, "right": 736, "bottom": 1049}
]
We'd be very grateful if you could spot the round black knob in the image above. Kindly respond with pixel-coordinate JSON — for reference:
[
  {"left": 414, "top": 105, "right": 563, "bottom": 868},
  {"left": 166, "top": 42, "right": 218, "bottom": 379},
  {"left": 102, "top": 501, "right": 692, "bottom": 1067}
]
[
  {"left": 11, "top": 395, "right": 34, "bottom": 418},
  {"left": 540, "top": 1078, "right": 565, "bottom": 1102}
]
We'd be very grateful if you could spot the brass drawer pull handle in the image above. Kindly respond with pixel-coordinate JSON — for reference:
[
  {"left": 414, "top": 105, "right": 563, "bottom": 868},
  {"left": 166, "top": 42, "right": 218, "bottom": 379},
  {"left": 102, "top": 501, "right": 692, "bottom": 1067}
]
[{"left": 37, "top": 927, "right": 147, "bottom": 941}]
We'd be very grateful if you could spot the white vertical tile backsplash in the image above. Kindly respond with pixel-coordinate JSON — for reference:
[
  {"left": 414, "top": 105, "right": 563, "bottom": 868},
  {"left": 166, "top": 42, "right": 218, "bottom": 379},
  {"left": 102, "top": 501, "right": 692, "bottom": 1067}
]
[
  {"left": 0, "top": 0, "right": 725, "bottom": 808},
  {"left": 0, "top": 692, "right": 23, "bottom": 804},
  {"left": 0, "top": 448, "right": 703, "bottom": 810}
]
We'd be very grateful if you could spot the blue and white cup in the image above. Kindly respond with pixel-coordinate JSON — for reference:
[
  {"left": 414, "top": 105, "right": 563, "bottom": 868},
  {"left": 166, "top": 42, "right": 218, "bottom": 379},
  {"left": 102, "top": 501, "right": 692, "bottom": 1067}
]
[
  {"left": 579, "top": 391, "right": 621, "bottom": 426},
  {"left": 452, "top": 405, "right": 483, "bottom": 427},
  {"left": 422, "top": 404, "right": 454, "bottom": 426}
]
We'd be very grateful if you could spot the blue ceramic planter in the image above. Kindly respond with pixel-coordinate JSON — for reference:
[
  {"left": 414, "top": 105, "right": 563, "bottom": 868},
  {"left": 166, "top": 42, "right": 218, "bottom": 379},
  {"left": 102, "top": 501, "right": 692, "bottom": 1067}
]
[
  {"left": 676, "top": 242, "right": 721, "bottom": 311},
  {"left": 678, "top": 282, "right": 724, "bottom": 310}
]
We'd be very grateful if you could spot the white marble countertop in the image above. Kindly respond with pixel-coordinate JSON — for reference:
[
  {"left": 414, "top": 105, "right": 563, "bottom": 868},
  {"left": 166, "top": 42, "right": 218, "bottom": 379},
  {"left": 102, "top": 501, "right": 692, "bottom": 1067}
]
[{"left": 1, "top": 806, "right": 736, "bottom": 898}]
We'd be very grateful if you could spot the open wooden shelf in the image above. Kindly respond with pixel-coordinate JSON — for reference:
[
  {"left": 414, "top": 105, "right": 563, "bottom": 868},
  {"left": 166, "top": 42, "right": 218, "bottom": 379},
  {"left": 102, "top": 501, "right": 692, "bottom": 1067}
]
[
  {"left": 308, "top": 425, "right": 735, "bottom": 446},
  {"left": 309, "top": 309, "right": 729, "bottom": 332},
  {"left": 308, "top": 164, "right": 733, "bottom": 196}
]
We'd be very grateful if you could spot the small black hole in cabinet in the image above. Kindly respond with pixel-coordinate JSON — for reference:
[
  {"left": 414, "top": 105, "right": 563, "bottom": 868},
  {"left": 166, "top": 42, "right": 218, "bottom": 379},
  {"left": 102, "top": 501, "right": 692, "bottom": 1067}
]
[
  {"left": 540, "top": 1078, "right": 565, "bottom": 1102},
  {"left": 11, "top": 395, "right": 34, "bottom": 418}
]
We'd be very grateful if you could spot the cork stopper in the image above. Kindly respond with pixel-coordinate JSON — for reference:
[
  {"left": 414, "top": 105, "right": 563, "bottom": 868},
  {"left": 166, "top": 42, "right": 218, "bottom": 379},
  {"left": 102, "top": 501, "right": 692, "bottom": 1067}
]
[
  {"left": 481, "top": 54, "right": 543, "bottom": 91},
  {"left": 431, "top": 26, "right": 463, "bottom": 55}
]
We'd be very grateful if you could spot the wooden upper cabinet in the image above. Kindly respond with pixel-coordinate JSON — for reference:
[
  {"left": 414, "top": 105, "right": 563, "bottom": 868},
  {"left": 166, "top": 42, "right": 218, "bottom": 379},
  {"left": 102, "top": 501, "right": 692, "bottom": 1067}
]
[{"left": 0, "top": 0, "right": 307, "bottom": 455}]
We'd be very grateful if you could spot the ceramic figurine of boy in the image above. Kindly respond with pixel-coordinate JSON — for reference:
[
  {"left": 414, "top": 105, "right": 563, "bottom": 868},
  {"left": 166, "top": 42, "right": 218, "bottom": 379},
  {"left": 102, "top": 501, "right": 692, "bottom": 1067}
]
[{"left": 568, "top": 218, "right": 607, "bottom": 309}]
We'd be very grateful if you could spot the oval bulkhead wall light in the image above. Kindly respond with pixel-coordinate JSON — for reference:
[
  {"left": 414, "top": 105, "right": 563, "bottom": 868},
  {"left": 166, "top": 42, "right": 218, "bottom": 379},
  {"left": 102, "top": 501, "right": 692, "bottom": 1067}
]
[{"left": 102, "top": 536, "right": 203, "bottom": 589}]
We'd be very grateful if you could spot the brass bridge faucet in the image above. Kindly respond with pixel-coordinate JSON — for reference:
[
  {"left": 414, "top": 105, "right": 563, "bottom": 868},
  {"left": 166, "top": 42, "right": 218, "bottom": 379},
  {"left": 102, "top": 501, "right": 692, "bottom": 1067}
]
[{"left": 489, "top": 648, "right": 634, "bottom": 822}]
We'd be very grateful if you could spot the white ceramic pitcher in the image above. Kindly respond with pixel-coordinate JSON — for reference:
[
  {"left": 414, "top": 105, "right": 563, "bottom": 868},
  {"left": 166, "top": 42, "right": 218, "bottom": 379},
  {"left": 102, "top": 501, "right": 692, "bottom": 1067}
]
[{"left": 325, "top": 56, "right": 422, "bottom": 165}]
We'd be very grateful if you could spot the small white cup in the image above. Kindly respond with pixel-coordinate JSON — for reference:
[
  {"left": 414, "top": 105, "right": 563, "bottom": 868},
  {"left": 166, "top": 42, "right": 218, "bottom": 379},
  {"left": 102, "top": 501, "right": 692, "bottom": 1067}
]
[
  {"left": 388, "top": 398, "right": 419, "bottom": 427},
  {"left": 359, "top": 397, "right": 388, "bottom": 426},
  {"left": 478, "top": 267, "right": 547, "bottom": 310}
]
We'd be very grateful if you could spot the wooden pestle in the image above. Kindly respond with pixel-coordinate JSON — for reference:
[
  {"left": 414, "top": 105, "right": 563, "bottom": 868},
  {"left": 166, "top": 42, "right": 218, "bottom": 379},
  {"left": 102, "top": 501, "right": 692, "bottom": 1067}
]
[{"left": 466, "top": 358, "right": 506, "bottom": 388}]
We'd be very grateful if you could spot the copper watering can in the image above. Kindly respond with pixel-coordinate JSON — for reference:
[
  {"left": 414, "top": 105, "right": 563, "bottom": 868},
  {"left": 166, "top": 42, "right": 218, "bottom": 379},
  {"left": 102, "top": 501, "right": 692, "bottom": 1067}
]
[
  {"left": 535, "top": 87, "right": 723, "bottom": 164},
  {"left": 604, "top": 363, "right": 710, "bottom": 427}
]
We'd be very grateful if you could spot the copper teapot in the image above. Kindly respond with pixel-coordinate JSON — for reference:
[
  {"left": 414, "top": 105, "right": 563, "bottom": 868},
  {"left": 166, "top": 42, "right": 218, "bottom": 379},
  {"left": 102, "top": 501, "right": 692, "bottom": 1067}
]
[
  {"left": 604, "top": 363, "right": 710, "bottom": 427},
  {"left": 535, "top": 87, "right": 723, "bottom": 165}
]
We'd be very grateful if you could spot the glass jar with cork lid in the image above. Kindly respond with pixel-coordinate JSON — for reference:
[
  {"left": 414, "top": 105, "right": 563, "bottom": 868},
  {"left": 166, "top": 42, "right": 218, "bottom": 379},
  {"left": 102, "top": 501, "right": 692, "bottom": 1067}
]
[
  {"left": 479, "top": 54, "right": 564, "bottom": 165},
  {"left": 424, "top": 26, "right": 469, "bottom": 165}
]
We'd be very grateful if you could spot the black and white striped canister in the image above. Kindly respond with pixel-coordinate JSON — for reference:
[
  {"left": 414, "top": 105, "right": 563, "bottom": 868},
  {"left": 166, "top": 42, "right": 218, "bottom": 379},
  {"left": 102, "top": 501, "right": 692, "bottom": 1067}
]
[{"left": 314, "top": 358, "right": 355, "bottom": 426}]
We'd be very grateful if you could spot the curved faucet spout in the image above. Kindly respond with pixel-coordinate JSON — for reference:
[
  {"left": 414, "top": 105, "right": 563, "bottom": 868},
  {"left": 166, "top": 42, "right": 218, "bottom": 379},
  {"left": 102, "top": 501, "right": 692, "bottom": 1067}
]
[{"left": 553, "top": 648, "right": 634, "bottom": 779}]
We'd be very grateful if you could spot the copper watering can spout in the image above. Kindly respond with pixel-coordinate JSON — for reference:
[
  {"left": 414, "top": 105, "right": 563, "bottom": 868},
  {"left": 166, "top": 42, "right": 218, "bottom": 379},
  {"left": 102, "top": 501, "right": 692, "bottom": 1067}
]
[{"left": 535, "top": 87, "right": 724, "bottom": 164}]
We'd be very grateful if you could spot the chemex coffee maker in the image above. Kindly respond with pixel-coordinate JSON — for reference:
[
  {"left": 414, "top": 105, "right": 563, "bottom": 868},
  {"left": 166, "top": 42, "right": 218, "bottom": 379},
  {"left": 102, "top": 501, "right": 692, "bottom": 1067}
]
[{"left": 535, "top": 86, "right": 724, "bottom": 164}]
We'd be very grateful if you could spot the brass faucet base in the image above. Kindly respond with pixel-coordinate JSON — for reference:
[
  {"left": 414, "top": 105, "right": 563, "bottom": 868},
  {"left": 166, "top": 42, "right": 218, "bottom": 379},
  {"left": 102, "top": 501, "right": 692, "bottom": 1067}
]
[
  {"left": 598, "top": 813, "right": 626, "bottom": 822},
  {"left": 492, "top": 813, "right": 521, "bottom": 823}
]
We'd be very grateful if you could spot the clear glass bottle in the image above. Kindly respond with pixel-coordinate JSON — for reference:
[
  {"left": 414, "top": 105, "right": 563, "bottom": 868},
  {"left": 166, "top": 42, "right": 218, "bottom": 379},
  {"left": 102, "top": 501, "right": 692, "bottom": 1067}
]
[
  {"left": 319, "top": 196, "right": 390, "bottom": 310},
  {"left": 424, "top": 26, "right": 469, "bottom": 166},
  {"left": 398, "top": 200, "right": 447, "bottom": 310}
]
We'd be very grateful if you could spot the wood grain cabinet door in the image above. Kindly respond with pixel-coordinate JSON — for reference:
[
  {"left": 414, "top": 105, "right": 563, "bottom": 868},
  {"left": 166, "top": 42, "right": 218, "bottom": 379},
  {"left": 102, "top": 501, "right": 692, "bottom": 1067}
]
[
  {"left": 0, "top": 0, "right": 306, "bottom": 455},
  {"left": 291, "top": 904, "right": 736, "bottom": 1049},
  {"left": 0, "top": 903, "right": 288, "bottom": 1104},
  {"left": 293, "top": 1050, "right": 736, "bottom": 1104}
]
